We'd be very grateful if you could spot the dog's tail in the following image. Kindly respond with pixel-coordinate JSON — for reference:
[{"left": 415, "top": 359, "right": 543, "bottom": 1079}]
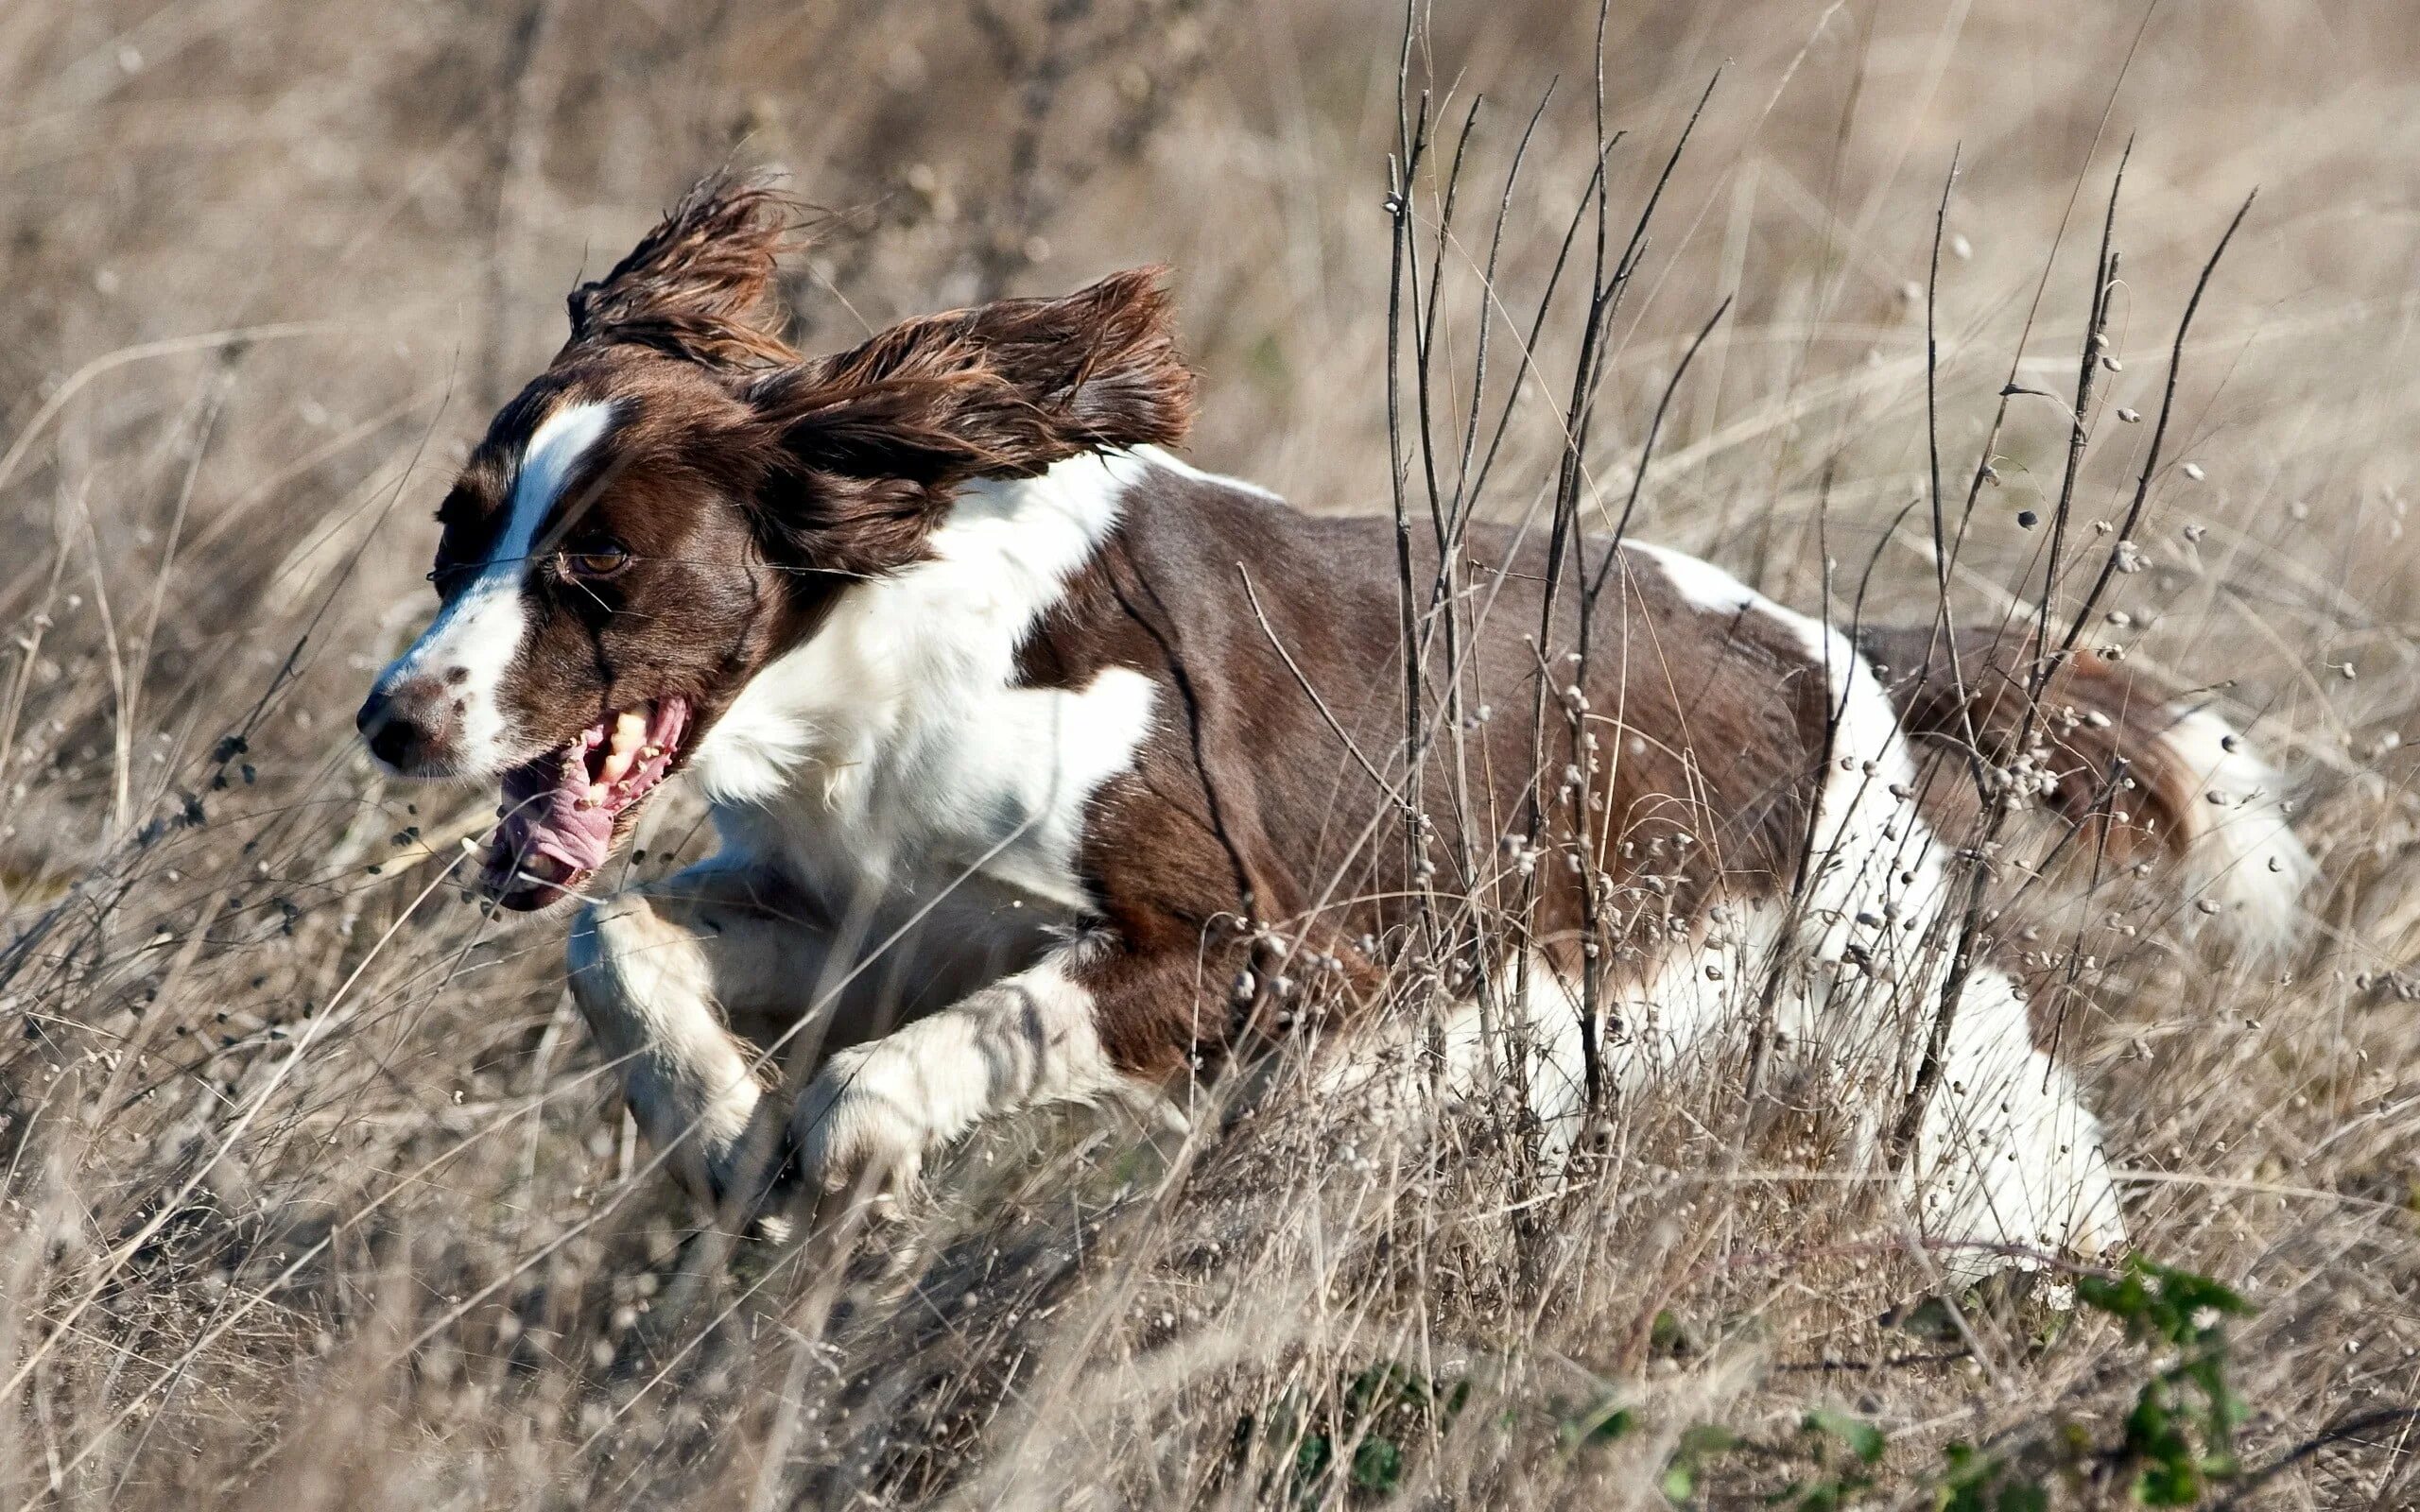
[{"left": 1858, "top": 624, "right": 2314, "bottom": 956}]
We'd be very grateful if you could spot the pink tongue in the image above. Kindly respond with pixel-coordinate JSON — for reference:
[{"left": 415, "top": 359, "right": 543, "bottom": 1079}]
[{"left": 496, "top": 726, "right": 614, "bottom": 876}]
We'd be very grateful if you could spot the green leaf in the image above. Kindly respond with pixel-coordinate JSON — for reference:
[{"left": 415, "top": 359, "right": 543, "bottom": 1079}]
[
  {"left": 1675, "top": 1423, "right": 1740, "bottom": 1458},
  {"left": 1659, "top": 1423, "right": 1738, "bottom": 1507},
  {"left": 1651, "top": 1309, "right": 1694, "bottom": 1356},
  {"left": 1936, "top": 1437, "right": 2050, "bottom": 1512},
  {"left": 2155, "top": 1264, "right": 2245, "bottom": 1324},
  {"left": 1995, "top": 1483, "right": 2048, "bottom": 1512},
  {"left": 1293, "top": 1432, "right": 1332, "bottom": 1484},
  {"left": 2134, "top": 1456, "right": 2201, "bottom": 1506},
  {"left": 1559, "top": 1402, "right": 1634, "bottom": 1449},
  {"left": 1804, "top": 1407, "right": 1887, "bottom": 1466},
  {"left": 1350, "top": 1437, "right": 1404, "bottom": 1492}
]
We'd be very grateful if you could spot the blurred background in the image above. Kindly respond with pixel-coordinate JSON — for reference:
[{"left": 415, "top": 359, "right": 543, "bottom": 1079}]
[
  {"left": 6, "top": 1, "right": 2420, "bottom": 1505},
  {"left": 9, "top": 0, "right": 2420, "bottom": 857}
]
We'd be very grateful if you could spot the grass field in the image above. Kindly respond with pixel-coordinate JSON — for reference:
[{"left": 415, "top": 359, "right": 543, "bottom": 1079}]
[{"left": 5, "top": 0, "right": 2420, "bottom": 1505}]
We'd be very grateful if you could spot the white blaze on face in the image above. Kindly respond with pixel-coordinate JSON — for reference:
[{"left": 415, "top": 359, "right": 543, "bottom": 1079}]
[{"left": 370, "top": 400, "right": 616, "bottom": 778}]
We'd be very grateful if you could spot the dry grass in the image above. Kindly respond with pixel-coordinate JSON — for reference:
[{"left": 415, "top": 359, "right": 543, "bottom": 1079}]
[{"left": 5, "top": 1, "right": 2420, "bottom": 1506}]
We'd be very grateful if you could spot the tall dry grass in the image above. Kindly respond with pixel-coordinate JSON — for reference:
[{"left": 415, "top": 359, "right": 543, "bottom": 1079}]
[{"left": 3, "top": 0, "right": 2420, "bottom": 1506}]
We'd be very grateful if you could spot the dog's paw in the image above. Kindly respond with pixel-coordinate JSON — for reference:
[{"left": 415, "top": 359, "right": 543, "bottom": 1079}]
[
  {"left": 689, "top": 1114, "right": 810, "bottom": 1233},
  {"left": 791, "top": 1042, "right": 934, "bottom": 1200}
]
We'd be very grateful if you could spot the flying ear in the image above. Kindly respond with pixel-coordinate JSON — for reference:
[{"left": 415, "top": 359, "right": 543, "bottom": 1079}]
[
  {"left": 752, "top": 266, "right": 1197, "bottom": 491},
  {"left": 564, "top": 173, "right": 799, "bottom": 367}
]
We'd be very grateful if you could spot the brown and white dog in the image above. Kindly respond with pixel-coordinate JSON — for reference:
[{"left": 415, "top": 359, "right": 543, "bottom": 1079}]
[{"left": 358, "top": 178, "right": 2310, "bottom": 1258}]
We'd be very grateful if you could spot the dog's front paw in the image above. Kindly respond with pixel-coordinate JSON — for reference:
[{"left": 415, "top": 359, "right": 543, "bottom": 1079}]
[
  {"left": 692, "top": 1110, "right": 804, "bottom": 1231},
  {"left": 791, "top": 1043, "right": 935, "bottom": 1199}
]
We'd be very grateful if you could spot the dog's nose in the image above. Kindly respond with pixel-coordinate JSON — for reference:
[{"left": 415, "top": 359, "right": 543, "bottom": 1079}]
[{"left": 357, "top": 674, "right": 459, "bottom": 773}]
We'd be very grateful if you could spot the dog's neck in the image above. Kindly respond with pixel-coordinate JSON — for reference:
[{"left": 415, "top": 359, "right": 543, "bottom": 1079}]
[{"left": 686, "top": 447, "right": 1154, "bottom": 816}]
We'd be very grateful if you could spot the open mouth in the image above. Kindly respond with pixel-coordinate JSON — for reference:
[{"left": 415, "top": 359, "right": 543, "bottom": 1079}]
[{"left": 480, "top": 696, "right": 691, "bottom": 910}]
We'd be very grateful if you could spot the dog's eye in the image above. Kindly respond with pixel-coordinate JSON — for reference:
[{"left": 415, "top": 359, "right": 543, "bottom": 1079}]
[{"left": 559, "top": 541, "right": 631, "bottom": 579}]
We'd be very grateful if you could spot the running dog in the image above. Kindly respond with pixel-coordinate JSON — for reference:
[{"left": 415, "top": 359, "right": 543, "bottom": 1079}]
[{"left": 357, "top": 177, "right": 2308, "bottom": 1253}]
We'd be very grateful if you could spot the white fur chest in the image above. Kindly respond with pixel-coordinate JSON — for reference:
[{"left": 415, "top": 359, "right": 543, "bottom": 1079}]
[
  {"left": 683, "top": 451, "right": 1160, "bottom": 930},
  {"left": 709, "top": 667, "right": 1154, "bottom": 922}
]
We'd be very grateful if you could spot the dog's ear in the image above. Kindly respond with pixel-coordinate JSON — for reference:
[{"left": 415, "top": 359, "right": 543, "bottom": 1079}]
[
  {"left": 565, "top": 173, "right": 798, "bottom": 368},
  {"left": 739, "top": 267, "right": 1193, "bottom": 577},
  {"left": 752, "top": 267, "right": 1196, "bottom": 490}
]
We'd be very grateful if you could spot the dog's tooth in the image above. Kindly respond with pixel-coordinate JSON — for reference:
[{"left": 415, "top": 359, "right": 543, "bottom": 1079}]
[
  {"left": 598, "top": 712, "right": 647, "bottom": 785},
  {"left": 639, "top": 745, "right": 663, "bottom": 760}
]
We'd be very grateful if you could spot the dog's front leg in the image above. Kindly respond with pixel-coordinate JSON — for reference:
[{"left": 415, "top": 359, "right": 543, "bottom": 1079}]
[
  {"left": 791, "top": 943, "right": 1184, "bottom": 1196},
  {"left": 566, "top": 860, "right": 833, "bottom": 1206}
]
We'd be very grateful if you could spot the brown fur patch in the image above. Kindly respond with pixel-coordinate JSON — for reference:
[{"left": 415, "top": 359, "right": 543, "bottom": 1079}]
[
  {"left": 754, "top": 269, "right": 1193, "bottom": 476},
  {"left": 1011, "top": 476, "right": 1833, "bottom": 1077},
  {"left": 1859, "top": 625, "right": 2196, "bottom": 860},
  {"left": 740, "top": 267, "right": 1194, "bottom": 579},
  {"left": 564, "top": 174, "right": 802, "bottom": 369}
]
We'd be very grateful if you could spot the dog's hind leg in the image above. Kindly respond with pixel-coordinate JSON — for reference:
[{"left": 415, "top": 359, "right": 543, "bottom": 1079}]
[{"left": 1900, "top": 964, "right": 2127, "bottom": 1278}]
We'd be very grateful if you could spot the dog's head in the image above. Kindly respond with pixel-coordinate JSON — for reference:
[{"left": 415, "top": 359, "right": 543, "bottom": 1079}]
[{"left": 356, "top": 175, "right": 1193, "bottom": 909}]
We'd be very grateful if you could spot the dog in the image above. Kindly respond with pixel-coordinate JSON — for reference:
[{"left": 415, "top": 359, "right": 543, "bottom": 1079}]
[{"left": 357, "top": 176, "right": 2309, "bottom": 1256}]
